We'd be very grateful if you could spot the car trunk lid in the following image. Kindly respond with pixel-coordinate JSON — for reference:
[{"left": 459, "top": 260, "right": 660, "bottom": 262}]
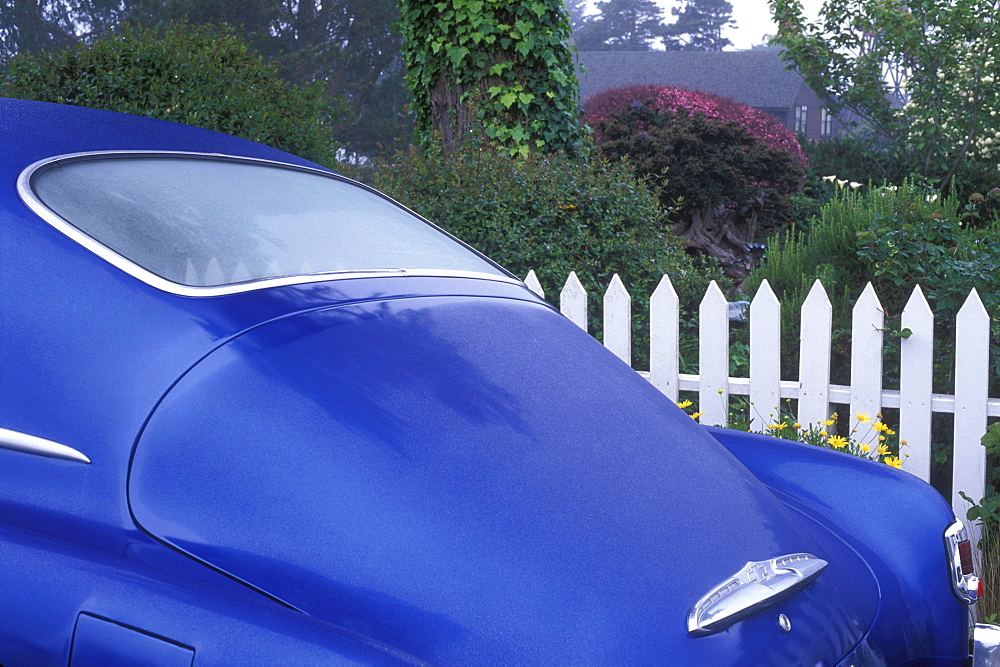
[{"left": 130, "top": 293, "right": 877, "bottom": 663}]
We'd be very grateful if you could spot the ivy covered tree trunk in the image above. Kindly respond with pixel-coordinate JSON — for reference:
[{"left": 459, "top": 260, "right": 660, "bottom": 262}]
[{"left": 398, "top": 0, "right": 584, "bottom": 156}]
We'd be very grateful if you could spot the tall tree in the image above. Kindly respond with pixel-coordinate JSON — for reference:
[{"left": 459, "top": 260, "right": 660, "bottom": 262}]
[
  {"left": 563, "top": 0, "right": 587, "bottom": 32},
  {"left": 0, "top": 0, "right": 124, "bottom": 61},
  {"left": 0, "top": 0, "right": 409, "bottom": 156},
  {"left": 574, "top": 0, "right": 665, "bottom": 51},
  {"left": 662, "top": 0, "right": 735, "bottom": 51},
  {"left": 771, "top": 0, "right": 1000, "bottom": 190},
  {"left": 398, "top": 0, "right": 584, "bottom": 157}
]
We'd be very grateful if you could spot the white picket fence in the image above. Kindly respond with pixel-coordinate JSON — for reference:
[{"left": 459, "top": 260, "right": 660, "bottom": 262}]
[{"left": 524, "top": 270, "right": 999, "bottom": 524}]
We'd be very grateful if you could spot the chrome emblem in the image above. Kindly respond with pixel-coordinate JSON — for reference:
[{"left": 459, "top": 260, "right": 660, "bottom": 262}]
[{"left": 687, "top": 553, "right": 827, "bottom": 636}]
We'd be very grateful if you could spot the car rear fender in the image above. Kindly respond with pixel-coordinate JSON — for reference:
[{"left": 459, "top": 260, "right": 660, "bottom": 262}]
[{"left": 707, "top": 426, "right": 970, "bottom": 663}]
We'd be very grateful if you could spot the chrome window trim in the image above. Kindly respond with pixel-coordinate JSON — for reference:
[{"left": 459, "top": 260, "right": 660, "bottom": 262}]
[
  {"left": 17, "top": 150, "right": 519, "bottom": 297},
  {"left": 0, "top": 427, "right": 91, "bottom": 464}
]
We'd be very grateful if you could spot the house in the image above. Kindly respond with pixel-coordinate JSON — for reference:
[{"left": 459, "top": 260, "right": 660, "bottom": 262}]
[{"left": 576, "top": 49, "right": 842, "bottom": 141}]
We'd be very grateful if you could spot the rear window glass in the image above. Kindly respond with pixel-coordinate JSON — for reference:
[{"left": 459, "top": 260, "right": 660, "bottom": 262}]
[{"left": 29, "top": 155, "right": 506, "bottom": 288}]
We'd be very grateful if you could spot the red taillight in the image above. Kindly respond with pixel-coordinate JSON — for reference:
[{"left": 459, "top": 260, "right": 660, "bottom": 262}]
[
  {"left": 979, "top": 580, "right": 986, "bottom": 599},
  {"left": 959, "top": 540, "right": 975, "bottom": 575},
  {"left": 945, "top": 519, "right": 979, "bottom": 604}
]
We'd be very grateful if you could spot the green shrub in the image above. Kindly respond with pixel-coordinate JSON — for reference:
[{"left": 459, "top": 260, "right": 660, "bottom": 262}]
[
  {"left": 2, "top": 23, "right": 342, "bottom": 166},
  {"left": 802, "top": 137, "right": 912, "bottom": 189},
  {"left": 581, "top": 85, "right": 806, "bottom": 284},
  {"left": 747, "top": 180, "right": 965, "bottom": 384},
  {"left": 583, "top": 86, "right": 806, "bottom": 232},
  {"left": 364, "top": 142, "right": 724, "bottom": 370},
  {"left": 856, "top": 186, "right": 1000, "bottom": 385}
]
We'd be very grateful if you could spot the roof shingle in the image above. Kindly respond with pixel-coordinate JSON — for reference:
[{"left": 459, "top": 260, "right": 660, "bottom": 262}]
[{"left": 576, "top": 50, "right": 806, "bottom": 110}]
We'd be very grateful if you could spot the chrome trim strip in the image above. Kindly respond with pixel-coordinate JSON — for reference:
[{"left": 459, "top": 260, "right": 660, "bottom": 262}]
[
  {"left": 0, "top": 427, "right": 91, "bottom": 464},
  {"left": 687, "top": 553, "right": 828, "bottom": 637},
  {"left": 17, "top": 150, "right": 521, "bottom": 297}
]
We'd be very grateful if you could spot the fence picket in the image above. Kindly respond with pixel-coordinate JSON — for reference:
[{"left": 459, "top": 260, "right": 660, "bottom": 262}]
[
  {"left": 604, "top": 274, "right": 631, "bottom": 365},
  {"left": 798, "top": 280, "right": 832, "bottom": 429},
  {"left": 650, "top": 275, "right": 680, "bottom": 401},
  {"left": 953, "top": 289, "right": 990, "bottom": 524},
  {"left": 750, "top": 280, "right": 782, "bottom": 430},
  {"left": 524, "top": 270, "right": 544, "bottom": 298},
  {"left": 232, "top": 262, "right": 251, "bottom": 283},
  {"left": 900, "top": 285, "right": 934, "bottom": 483},
  {"left": 560, "top": 272, "right": 588, "bottom": 332},
  {"left": 205, "top": 257, "right": 225, "bottom": 285},
  {"left": 850, "top": 283, "right": 884, "bottom": 442},
  {"left": 699, "top": 281, "right": 729, "bottom": 426},
  {"left": 185, "top": 259, "right": 199, "bottom": 286}
]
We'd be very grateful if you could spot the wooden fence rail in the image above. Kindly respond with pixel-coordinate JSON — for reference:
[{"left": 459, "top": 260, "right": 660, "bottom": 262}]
[{"left": 524, "top": 271, "right": 998, "bottom": 524}]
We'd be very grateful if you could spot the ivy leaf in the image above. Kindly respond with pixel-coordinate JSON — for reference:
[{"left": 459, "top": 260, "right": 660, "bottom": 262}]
[{"left": 447, "top": 46, "right": 470, "bottom": 67}]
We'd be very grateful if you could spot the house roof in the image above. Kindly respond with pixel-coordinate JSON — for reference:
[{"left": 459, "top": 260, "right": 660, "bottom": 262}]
[{"left": 576, "top": 49, "right": 808, "bottom": 110}]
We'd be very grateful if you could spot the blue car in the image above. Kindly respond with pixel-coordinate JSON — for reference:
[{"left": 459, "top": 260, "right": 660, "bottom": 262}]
[{"left": 1, "top": 97, "right": 997, "bottom": 665}]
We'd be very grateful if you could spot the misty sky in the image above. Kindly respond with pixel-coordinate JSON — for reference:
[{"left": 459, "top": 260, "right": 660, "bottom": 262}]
[{"left": 583, "top": 0, "right": 825, "bottom": 50}]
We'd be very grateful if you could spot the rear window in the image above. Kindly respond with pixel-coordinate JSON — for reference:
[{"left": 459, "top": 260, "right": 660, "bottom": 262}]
[{"left": 26, "top": 154, "right": 507, "bottom": 293}]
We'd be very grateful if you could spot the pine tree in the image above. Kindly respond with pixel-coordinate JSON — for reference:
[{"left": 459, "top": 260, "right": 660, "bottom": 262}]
[
  {"left": 574, "top": 0, "right": 665, "bottom": 51},
  {"left": 663, "top": 0, "right": 735, "bottom": 51}
]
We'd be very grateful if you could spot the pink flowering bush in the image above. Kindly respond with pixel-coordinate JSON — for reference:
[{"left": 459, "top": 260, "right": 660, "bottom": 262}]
[
  {"left": 582, "top": 85, "right": 807, "bottom": 254},
  {"left": 583, "top": 85, "right": 806, "bottom": 169}
]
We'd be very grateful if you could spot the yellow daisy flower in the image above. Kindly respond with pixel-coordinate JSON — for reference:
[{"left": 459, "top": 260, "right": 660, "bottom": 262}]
[{"left": 828, "top": 435, "right": 848, "bottom": 449}]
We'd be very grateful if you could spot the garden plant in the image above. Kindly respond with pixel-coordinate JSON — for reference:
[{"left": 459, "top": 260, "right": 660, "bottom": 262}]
[
  {"left": 1, "top": 23, "right": 341, "bottom": 166},
  {"left": 582, "top": 84, "right": 806, "bottom": 284}
]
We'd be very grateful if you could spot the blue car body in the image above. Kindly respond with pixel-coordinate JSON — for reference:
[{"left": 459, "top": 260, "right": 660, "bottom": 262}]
[{"left": 0, "top": 97, "right": 980, "bottom": 664}]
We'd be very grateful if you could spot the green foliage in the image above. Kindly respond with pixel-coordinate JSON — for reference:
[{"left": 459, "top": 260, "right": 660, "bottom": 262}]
[
  {"left": 591, "top": 102, "right": 805, "bottom": 231},
  {"left": 364, "top": 141, "right": 723, "bottom": 369},
  {"left": 803, "top": 137, "right": 913, "bottom": 190},
  {"left": 397, "top": 0, "right": 584, "bottom": 156},
  {"left": 2, "top": 0, "right": 405, "bottom": 157},
  {"left": 856, "top": 186, "right": 1000, "bottom": 386},
  {"left": 2, "top": 23, "right": 341, "bottom": 165},
  {"left": 748, "top": 180, "right": 964, "bottom": 382},
  {"left": 584, "top": 87, "right": 806, "bottom": 241},
  {"left": 961, "top": 422, "right": 1000, "bottom": 620},
  {"left": 770, "top": 0, "right": 1000, "bottom": 190}
]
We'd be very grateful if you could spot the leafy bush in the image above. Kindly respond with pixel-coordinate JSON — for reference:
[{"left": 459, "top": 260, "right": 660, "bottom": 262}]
[
  {"left": 748, "top": 180, "right": 967, "bottom": 381},
  {"left": 803, "top": 137, "right": 912, "bottom": 188},
  {"left": 581, "top": 85, "right": 806, "bottom": 284},
  {"left": 2, "top": 23, "right": 342, "bottom": 166},
  {"left": 364, "top": 142, "right": 723, "bottom": 369}
]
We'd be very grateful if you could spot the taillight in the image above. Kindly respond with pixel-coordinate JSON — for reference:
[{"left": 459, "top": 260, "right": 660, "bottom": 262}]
[
  {"left": 959, "top": 539, "right": 975, "bottom": 575},
  {"left": 944, "top": 519, "right": 981, "bottom": 604}
]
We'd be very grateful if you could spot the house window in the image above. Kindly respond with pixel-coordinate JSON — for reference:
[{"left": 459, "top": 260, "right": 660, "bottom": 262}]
[
  {"left": 794, "top": 105, "right": 808, "bottom": 134},
  {"left": 821, "top": 108, "right": 835, "bottom": 137}
]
